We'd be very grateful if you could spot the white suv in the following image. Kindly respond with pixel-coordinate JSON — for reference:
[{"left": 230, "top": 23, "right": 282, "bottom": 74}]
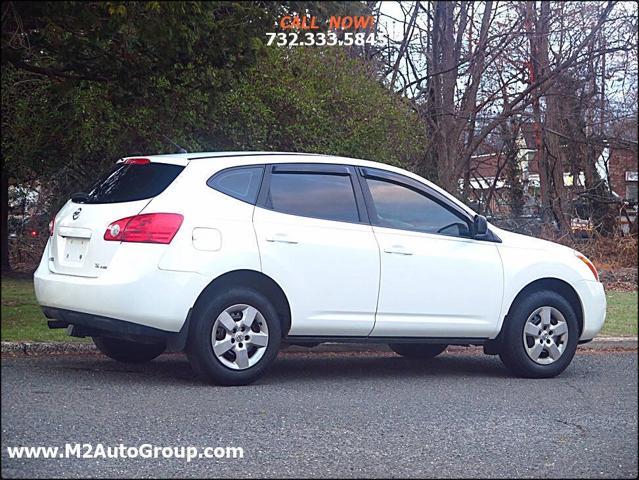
[{"left": 34, "top": 152, "right": 606, "bottom": 385}]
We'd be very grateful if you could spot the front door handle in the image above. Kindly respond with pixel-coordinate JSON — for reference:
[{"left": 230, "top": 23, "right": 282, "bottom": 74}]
[
  {"left": 384, "top": 245, "right": 413, "bottom": 255},
  {"left": 266, "top": 233, "right": 299, "bottom": 244}
]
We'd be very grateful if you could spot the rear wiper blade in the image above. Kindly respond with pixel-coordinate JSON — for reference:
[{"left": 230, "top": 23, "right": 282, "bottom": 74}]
[{"left": 71, "top": 192, "right": 90, "bottom": 203}]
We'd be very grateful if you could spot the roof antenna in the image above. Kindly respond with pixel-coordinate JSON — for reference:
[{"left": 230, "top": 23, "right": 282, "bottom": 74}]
[{"left": 162, "top": 135, "right": 188, "bottom": 154}]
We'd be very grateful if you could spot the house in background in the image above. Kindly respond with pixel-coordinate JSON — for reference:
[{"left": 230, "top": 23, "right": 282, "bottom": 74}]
[
  {"left": 607, "top": 144, "right": 638, "bottom": 203},
  {"left": 464, "top": 124, "right": 638, "bottom": 233},
  {"left": 606, "top": 143, "right": 638, "bottom": 233}
]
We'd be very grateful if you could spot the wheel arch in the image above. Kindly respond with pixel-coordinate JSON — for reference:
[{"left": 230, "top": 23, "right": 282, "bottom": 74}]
[
  {"left": 501, "top": 278, "right": 584, "bottom": 337},
  {"left": 190, "top": 269, "right": 292, "bottom": 337}
]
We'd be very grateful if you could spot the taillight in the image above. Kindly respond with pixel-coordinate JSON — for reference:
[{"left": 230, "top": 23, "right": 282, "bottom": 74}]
[
  {"left": 48, "top": 218, "right": 55, "bottom": 236},
  {"left": 104, "top": 213, "right": 183, "bottom": 244},
  {"left": 575, "top": 252, "right": 599, "bottom": 282},
  {"left": 123, "top": 158, "right": 151, "bottom": 165}
]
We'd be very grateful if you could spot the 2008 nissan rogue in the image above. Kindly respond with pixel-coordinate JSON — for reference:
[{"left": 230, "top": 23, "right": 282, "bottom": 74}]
[{"left": 34, "top": 152, "right": 606, "bottom": 385}]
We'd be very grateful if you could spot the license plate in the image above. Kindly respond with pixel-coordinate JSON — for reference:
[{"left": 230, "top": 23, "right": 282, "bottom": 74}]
[{"left": 63, "top": 237, "right": 89, "bottom": 265}]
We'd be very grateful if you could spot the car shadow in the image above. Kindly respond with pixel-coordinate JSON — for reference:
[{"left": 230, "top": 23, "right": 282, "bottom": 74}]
[
  {"left": 267, "top": 351, "right": 512, "bottom": 384},
  {"left": 38, "top": 349, "right": 518, "bottom": 387}
]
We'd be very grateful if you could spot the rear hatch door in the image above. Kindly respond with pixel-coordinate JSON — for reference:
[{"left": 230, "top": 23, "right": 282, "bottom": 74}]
[{"left": 49, "top": 158, "right": 186, "bottom": 278}]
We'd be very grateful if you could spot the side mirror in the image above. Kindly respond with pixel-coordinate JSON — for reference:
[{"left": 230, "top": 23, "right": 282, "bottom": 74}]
[{"left": 473, "top": 215, "right": 488, "bottom": 237}]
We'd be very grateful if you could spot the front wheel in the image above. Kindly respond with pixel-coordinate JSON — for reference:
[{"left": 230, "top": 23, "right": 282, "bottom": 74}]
[
  {"left": 186, "top": 288, "right": 281, "bottom": 386},
  {"left": 499, "top": 290, "right": 579, "bottom": 378},
  {"left": 389, "top": 343, "right": 447, "bottom": 359},
  {"left": 92, "top": 336, "right": 166, "bottom": 364}
]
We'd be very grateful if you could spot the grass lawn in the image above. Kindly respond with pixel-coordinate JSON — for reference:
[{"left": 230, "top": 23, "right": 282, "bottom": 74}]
[
  {"left": 1, "top": 277, "right": 89, "bottom": 342},
  {"left": 603, "top": 290, "right": 639, "bottom": 336},
  {"left": 1, "top": 277, "right": 637, "bottom": 342}
]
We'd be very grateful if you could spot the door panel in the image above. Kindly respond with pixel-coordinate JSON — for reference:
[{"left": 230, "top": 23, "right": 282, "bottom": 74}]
[
  {"left": 253, "top": 164, "right": 379, "bottom": 336},
  {"left": 253, "top": 207, "right": 380, "bottom": 336},
  {"left": 371, "top": 227, "right": 503, "bottom": 337},
  {"left": 358, "top": 168, "right": 504, "bottom": 338}
]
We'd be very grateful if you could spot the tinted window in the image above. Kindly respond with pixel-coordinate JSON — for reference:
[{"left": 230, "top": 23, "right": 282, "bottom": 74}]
[
  {"left": 81, "top": 163, "right": 184, "bottom": 204},
  {"left": 267, "top": 173, "right": 359, "bottom": 223},
  {"left": 208, "top": 166, "right": 264, "bottom": 204},
  {"left": 366, "top": 178, "right": 469, "bottom": 237}
]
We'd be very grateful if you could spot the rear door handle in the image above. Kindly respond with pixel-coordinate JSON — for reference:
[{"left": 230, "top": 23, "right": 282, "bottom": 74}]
[
  {"left": 266, "top": 233, "right": 299, "bottom": 244},
  {"left": 383, "top": 245, "right": 413, "bottom": 255}
]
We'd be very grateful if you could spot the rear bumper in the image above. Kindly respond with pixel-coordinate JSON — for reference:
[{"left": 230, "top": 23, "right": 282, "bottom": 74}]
[
  {"left": 43, "top": 306, "right": 190, "bottom": 349},
  {"left": 577, "top": 280, "right": 607, "bottom": 341},
  {"left": 34, "top": 241, "right": 208, "bottom": 333}
]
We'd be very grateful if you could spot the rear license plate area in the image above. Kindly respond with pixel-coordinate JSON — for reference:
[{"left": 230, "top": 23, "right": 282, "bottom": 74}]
[{"left": 62, "top": 237, "right": 89, "bottom": 265}]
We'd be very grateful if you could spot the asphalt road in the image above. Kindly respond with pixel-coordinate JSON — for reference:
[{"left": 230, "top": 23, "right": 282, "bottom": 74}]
[{"left": 1, "top": 348, "right": 637, "bottom": 478}]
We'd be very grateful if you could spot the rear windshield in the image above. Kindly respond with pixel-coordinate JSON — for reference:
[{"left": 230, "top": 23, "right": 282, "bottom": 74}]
[{"left": 79, "top": 163, "right": 184, "bottom": 204}]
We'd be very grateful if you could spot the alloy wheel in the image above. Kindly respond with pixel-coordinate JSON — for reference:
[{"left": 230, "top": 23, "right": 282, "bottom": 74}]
[
  {"left": 211, "top": 304, "right": 269, "bottom": 370},
  {"left": 522, "top": 306, "right": 569, "bottom": 365}
]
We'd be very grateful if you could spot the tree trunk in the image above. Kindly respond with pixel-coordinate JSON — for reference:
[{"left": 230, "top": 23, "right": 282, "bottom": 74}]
[
  {"left": 544, "top": 87, "right": 570, "bottom": 232},
  {"left": 1, "top": 162, "right": 11, "bottom": 273},
  {"left": 458, "top": 1, "right": 492, "bottom": 200},
  {"left": 428, "top": 1, "right": 462, "bottom": 195},
  {"left": 526, "top": 1, "right": 569, "bottom": 232},
  {"left": 525, "top": 2, "right": 550, "bottom": 225},
  {"left": 502, "top": 122, "right": 524, "bottom": 217}
]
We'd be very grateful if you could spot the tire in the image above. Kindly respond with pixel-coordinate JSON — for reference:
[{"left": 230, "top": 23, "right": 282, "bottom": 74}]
[
  {"left": 92, "top": 336, "right": 165, "bottom": 364},
  {"left": 498, "top": 290, "right": 579, "bottom": 378},
  {"left": 186, "top": 287, "right": 281, "bottom": 386},
  {"left": 389, "top": 343, "right": 447, "bottom": 359}
]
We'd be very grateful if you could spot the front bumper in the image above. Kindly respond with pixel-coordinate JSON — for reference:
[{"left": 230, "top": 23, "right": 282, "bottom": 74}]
[{"left": 577, "top": 280, "right": 607, "bottom": 341}]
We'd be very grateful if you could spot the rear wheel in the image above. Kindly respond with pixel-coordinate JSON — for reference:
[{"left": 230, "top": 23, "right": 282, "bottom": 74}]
[
  {"left": 186, "top": 288, "right": 281, "bottom": 386},
  {"left": 499, "top": 290, "right": 578, "bottom": 378},
  {"left": 92, "top": 336, "right": 165, "bottom": 364},
  {"left": 389, "top": 343, "right": 447, "bottom": 359}
]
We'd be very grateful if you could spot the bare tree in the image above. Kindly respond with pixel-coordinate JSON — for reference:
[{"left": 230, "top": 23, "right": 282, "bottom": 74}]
[{"left": 374, "top": 1, "right": 636, "bottom": 234}]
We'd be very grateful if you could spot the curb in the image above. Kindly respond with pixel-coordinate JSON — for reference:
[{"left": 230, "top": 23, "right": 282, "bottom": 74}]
[
  {"left": 2, "top": 337, "right": 637, "bottom": 356},
  {"left": 1, "top": 341, "right": 97, "bottom": 356}
]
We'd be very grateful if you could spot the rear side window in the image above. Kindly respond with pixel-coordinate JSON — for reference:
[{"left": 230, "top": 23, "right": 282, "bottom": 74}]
[
  {"left": 266, "top": 173, "right": 360, "bottom": 223},
  {"left": 207, "top": 166, "right": 264, "bottom": 204},
  {"left": 81, "top": 163, "right": 184, "bottom": 204}
]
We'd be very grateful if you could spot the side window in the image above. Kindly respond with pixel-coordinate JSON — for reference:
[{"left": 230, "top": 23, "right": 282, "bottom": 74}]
[
  {"left": 267, "top": 172, "right": 360, "bottom": 223},
  {"left": 365, "top": 178, "right": 470, "bottom": 237},
  {"left": 207, "top": 166, "right": 264, "bottom": 204}
]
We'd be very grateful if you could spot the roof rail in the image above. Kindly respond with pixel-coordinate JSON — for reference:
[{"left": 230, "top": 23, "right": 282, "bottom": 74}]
[{"left": 188, "top": 152, "right": 326, "bottom": 161}]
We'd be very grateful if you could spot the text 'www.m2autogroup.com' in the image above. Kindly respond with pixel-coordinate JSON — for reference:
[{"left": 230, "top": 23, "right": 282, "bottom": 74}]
[{"left": 6, "top": 443, "right": 244, "bottom": 462}]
